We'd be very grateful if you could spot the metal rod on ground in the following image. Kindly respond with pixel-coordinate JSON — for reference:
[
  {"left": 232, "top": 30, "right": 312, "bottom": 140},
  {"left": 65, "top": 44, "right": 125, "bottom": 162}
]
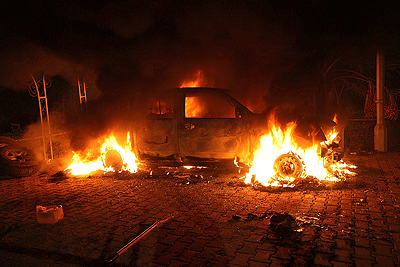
[{"left": 107, "top": 213, "right": 174, "bottom": 263}]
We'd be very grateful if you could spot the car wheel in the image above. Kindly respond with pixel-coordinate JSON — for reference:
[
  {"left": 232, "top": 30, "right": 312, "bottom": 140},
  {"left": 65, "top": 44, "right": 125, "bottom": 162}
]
[
  {"left": 273, "top": 153, "right": 305, "bottom": 179},
  {"left": 0, "top": 136, "right": 20, "bottom": 149},
  {"left": 0, "top": 145, "right": 39, "bottom": 177}
]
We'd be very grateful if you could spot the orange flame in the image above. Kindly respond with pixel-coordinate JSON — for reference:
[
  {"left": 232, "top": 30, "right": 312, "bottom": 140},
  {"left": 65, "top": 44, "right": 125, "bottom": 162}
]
[
  {"left": 185, "top": 96, "right": 202, "bottom": 118},
  {"left": 180, "top": 70, "right": 204, "bottom": 88},
  {"left": 244, "top": 115, "right": 355, "bottom": 187},
  {"left": 65, "top": 132, "right": 139, "bottom": 175}
]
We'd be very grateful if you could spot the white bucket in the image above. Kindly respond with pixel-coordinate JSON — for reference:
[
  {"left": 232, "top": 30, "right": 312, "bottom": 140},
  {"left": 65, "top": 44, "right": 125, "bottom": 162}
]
[{"left": 36, "top": 205, "right": 64, "bottom": 224}]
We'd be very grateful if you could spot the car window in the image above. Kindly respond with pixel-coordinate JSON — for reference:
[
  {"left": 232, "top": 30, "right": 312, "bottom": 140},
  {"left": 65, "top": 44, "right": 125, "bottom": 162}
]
[
  {"left": 185, "top": 92, "right": 235, "bottom": 118},
  {"left": 147, "top": 97, "right": 173, "bottom": 118}
]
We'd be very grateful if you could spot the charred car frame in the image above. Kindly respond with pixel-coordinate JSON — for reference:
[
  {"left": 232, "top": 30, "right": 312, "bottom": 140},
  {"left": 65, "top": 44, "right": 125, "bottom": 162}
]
[{"left": 131, "top": 87, "right": 343, "bottom": 170}]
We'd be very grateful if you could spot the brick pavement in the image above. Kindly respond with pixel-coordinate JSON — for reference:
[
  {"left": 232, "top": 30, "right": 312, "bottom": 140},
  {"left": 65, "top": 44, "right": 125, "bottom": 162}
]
[{"left": 0, "top": 152, "right": 399, "bottom": 266}]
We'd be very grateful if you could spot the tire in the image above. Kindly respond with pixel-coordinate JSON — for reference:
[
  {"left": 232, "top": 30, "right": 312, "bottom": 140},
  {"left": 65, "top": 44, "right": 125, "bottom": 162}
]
[
  {"left": 273, "top": 153, "right": 305, "bottom": 180},
  {"left": 0, "top": 145, "right": 39, "bottom": 177},
  {"left": 0, "top": 136, "right": 20, "bottom": 149}
]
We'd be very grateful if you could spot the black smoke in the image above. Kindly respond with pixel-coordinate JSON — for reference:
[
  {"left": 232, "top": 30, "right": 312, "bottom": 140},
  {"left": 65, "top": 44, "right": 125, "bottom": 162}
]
[{"left": 0, "top": 0, "right": 399, "bottom": 149}]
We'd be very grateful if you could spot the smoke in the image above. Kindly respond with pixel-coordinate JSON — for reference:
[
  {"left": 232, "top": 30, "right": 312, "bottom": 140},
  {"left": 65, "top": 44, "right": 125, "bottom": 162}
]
[
  {"left": 1, "top": 1, "right": 399, "bottom": 154},
  {"left": 0, "top": 42, "right": 99, "bottom": 95}
]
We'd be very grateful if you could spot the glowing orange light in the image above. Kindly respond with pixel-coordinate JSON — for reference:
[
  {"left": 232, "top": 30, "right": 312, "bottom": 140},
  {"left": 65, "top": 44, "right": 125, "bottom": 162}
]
[
  {"left": 185, "top": 96, "right": 202, "bottom": 118},
  {"left": 244, "top": 115, "right": 355, "bottom": 187},
  {"left": 65, "top": 132, "right": 139, "bottom": 175},
  {"left": 180, "top": 70, "right": 204, "bottom": 88}
]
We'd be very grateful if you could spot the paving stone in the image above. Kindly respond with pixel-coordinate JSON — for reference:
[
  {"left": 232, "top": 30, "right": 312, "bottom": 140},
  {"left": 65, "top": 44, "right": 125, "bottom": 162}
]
[
  {"left": 353, "top": 258, "right": 376, "bottom": 267},
  {"left": 168, "top": 259, "right": 189, "bottom": 266},
  {"left": 313, "top": 252, "right": 333, "bottom": 266},
  {"left": 250, "top": 250, "right": 274, "bottom": 263},
  {"left": 315, "top": 240, "right": 335, "bottom": 254},
  {"left": 354, "top": 246, "right": 374, "bottom": 260},
  {"left": 334, "top": 248, "right": 353, "bottom": 263},
  {"left": 230, "top": 252, "right": 253, "bottom": 266},
  {"left": 335, "top": 239, "right": 352, "bottom": 250},
  {"left": 269, "top": 256, "right": 290, "bottom": 266},
  {"left": 372, "top": 243, "right": 394, "bottom": 257},
  {"left": 248, "top": 259, "right": 271, "bottom": 267},
  {"left": 331, "top": 260, "right": 355, "bottom": 267},
  {"left": 273, "top": 246, "right": 294, "bottom": 260},
  {"left": 153, "top": 251, "right": 178, "bottom": 265},
  {"left": 237, "top": 241, "right": 258, "bottom": 255},
  {"left": 375, "top": 255, "right": 396, "bottom": 267},
  {"left": 1, "top": 153, "right": 400, "bottom": 266}
]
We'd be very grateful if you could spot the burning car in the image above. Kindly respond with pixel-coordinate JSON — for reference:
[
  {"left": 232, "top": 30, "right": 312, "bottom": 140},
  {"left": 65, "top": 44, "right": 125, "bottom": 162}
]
[
  {"left": 134, "top": 87, "right": 261, "bottom": 165},
  {"left": 132, "top": 87, "right": 344, "bottom": 177},
  {"left": 66, "top": 86, "right": 353, "bottom": 186}
]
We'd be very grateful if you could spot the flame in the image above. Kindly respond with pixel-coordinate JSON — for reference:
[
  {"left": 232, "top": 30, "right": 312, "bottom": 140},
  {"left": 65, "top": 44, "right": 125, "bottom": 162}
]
[
  {"left": 65, "top": 132, "right": 139, "bottom": 175},
  {"left": 244, "top": 116, "right": 355, "bottom": 187},
  {"left": 185, "top": 96, "right": 202, "bottom": 118},
  {"left": 180, "top": 70, "right": 204, "bottom": 117},
  {"left": 180, "top": 70, "right": 204, "bottom": 88}
]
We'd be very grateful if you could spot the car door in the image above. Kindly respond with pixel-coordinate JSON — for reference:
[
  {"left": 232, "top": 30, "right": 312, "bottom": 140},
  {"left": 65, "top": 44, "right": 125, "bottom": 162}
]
[
  {"left": 135, "top": 96, "right": 178, "bottom": 158},
  {"left": 178, "top": 89, "right": 249, "bottom": 159}
]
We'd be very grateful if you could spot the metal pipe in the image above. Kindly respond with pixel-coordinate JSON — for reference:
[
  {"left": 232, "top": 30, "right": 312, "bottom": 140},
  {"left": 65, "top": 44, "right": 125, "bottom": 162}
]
[
  {"left": 107, "top": 214, "right": 174, "bottom": 263},
  {"left": 374, "top": 49, "right": 387, "bottom": 151},
  {"left": 30, "top": 74, "right": 47, "bottom": 161},
  {"left": 43, "top": 74, "right": 53, "bottom": 160}
]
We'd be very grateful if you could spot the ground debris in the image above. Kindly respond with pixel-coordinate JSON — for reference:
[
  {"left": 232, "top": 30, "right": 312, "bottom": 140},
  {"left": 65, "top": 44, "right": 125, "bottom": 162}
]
[
  {"left": 229, "top": 211, "right": 322, "bottom": 238},
  {"left": 230, "top": 213, "right": 264, "bottom": 222},
  {"left": 295, "top": 215, "right": 321, "bottom": 228},
  {"left": 354, "top": 198, "right": 368, "bottom": 205},
  {"left": 231, "top": 214, "right": 243, "bottom": 221},
  {"left": 48, "top": 171, "right": 69, "bottom": 182},
  {"left": 270, "top": 212, "right": 301, "bottom": 235}
]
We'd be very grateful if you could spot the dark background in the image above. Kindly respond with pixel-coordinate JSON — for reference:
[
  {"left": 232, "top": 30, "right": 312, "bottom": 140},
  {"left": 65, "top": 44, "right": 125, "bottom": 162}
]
[{"left": 0, "top": 0, "right": 399, "bottom": 150}]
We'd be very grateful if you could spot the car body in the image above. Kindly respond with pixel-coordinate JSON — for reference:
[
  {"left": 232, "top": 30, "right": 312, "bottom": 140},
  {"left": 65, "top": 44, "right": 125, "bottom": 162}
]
[
  {"left": 133, "top": 87, "right": 259, "bottom": 165},
  {"left": 132, "top": 87, "right": 337, "bottom": 167}
]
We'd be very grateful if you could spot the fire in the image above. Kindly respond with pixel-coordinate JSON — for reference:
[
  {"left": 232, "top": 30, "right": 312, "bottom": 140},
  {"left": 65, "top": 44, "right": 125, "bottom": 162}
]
[
  {"left": 180, "top": 70, "right": 206, "bottom": 118},
  {"left": 180, "top": 70, "right": 204, "bottom": 88},
  {"left": 245, "top": 116, "right": 355, "bottom": 187},
  {"left": 185, "top": 96, "right": 201, "bottom": 118},
  {"left": 65, "top": 132, "right": 139, "bottom": 176}
]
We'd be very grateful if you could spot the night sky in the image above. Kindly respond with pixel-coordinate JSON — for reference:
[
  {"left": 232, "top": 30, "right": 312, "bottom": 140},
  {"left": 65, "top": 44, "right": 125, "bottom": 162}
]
[{"left": 0, "top": 0, "right": 399, "bottom": 135}]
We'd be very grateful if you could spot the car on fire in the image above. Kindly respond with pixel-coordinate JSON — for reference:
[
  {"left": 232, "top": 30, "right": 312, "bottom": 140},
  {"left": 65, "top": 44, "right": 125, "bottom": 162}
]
[{"left": 132, "top": 87, "right": 342, "bottom": 176}]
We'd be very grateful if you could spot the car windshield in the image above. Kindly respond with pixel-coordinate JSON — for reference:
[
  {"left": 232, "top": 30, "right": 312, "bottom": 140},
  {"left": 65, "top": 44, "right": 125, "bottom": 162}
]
[{"left": 185, "top": 92, "right": 236, "bottom": 118}]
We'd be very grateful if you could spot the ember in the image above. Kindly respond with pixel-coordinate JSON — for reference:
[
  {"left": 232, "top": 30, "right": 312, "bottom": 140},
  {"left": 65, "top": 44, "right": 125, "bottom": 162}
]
[
  {"left": 65, "top": 132, "right": 139, "bottom": 175},
  {"left": 244, "top": 115, "right": 356, "bottom": 187}
]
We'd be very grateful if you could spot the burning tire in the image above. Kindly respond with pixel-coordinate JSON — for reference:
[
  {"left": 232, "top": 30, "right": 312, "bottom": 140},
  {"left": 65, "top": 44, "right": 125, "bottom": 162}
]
[
  {"left": 0, "top": 145, "right": 39, "bottom": 177},
  {"left": 273, "top": 153, "right": 305, "bottom": 180},
  {"left": 104, "top": 149, "right": 123, "bottom": 171}
]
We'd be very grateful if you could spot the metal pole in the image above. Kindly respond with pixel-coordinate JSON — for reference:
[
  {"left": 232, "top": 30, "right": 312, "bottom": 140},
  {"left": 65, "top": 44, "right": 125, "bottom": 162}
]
[
  {"left": 42, "top": 74, "right": 53, "bottom": 160},
  {"left": 30, "top": 74, "right": 47, "bottom": 161},
  {"left": 78, "top": 77, "right": 87, "bottom": 112},
  {"left": 83, "top": 78, "right": 87, "bottom": 108},
  {"left": 374, "top": 49, "right": 387, "bottom": 152},
  {"left": 78, "top": 78, "right": 82, "bottom": 111},
  {"left": 107, "top": 214, "right": 174, "bottom": 263}
]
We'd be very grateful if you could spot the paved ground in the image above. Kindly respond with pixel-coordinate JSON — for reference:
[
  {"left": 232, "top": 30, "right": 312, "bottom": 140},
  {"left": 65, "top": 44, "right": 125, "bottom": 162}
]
[{"left": 0, "top": 152, "right": 400, "bottom": 266}]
